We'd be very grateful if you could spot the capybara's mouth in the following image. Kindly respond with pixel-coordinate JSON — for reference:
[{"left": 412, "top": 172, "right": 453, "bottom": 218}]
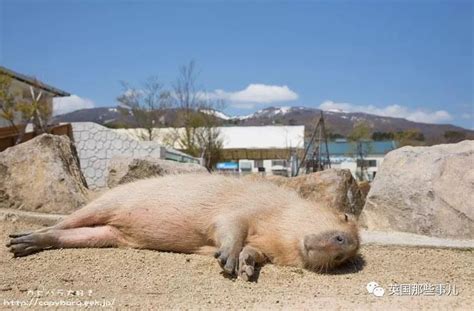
[{"left": 305, "top": 256, "right": 354, "bottom": 273}]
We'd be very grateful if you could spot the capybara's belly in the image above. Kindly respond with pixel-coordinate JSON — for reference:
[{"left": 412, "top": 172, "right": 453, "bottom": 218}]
[{"left": 108, "top": 206, "right": 213, "bottom": 253}]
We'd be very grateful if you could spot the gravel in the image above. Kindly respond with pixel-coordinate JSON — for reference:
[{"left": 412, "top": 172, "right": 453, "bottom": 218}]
[{"left": 1, "top": 220, "right": 473, "bottom": 310}]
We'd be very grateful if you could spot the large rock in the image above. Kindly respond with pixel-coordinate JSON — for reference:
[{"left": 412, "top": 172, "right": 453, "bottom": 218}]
[
  {"left": 361, "top": 140, "right": 474, "bottom": 239},
  {"left": 107, "top": 157, "right": 208, "bottom": 188},
  {"left": 247, "top": 169, "right": 364, "bottom": 217},
  {"left": 0, "top": 134, "right": 89, "bottom": 214}
]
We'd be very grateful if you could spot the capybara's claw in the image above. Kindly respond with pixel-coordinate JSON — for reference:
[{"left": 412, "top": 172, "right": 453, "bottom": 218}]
[
  {"left": 224, "top": 256, "right": 238, "bottom": 275},
  {"left": 238, "top": 251, "right": 256, "bottom": 281},
  {"left": 215, "top": 248, "right": 239, "bottom": 275},
  {"left": 9, "top": 231, "right": 33, "bottom": 238},
  {"left": 8, "top": 234, "right": 35, "bottom": 246},
  {"left": 9, "top": 243, "right": 42, "bottom": 257},
  {"left": 7, "top": 232, "right": 45, "bottom": 257}
]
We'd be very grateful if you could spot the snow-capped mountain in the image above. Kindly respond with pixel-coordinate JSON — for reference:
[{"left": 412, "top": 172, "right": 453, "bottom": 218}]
[
  {"left": 54, "top": 105, "right": 473, "bottom": 143},
  {"left": 230, "top": 106, "right": 311, "bottom": 120}
]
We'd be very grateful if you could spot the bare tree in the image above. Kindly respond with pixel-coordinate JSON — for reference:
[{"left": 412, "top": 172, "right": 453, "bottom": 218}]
[
  {"left": 172, "top": 61, "right": 225, "bottom": 170},
  {"left": 117, "top": 77, "right": 171, "bottom": 141}
]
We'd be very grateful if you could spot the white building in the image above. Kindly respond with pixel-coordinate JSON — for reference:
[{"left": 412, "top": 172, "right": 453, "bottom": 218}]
[
  {"left": 218, "top": 126, "right": 304, "bottom": 175},
  {"left": 115, "top": 125, "right": 305, "bottom": 176}
]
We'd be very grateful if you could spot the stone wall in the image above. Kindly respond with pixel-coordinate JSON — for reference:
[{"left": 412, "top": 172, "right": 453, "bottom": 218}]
[{"left": 71, "top": 122, "right": 198, "bottom": 189}]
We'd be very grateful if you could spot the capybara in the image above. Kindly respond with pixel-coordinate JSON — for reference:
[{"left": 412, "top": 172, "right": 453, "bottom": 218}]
[{"left": 7, "top": 174, "right": 360, "bottom": 280}]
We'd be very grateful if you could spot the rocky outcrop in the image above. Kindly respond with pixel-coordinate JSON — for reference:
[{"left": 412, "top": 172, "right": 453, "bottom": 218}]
[
  {"left": 0, "top": 134, "right": 89, "bottom": 214},
  {"left": 107, "top": 157, "right": 208, "bottom": 188},
  {"left": 247, "top": 169, "right": 364, "bottom": 217},
  {"left": 357, "top": 181, "right": 371, "bottom": 201},
  {"left": 361, "top": 140, "right": 474, "bottom": 239}
]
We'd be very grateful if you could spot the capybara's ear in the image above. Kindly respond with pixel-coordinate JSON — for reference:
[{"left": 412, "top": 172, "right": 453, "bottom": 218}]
[{"left": 342, "top": 213, "right": 356, "bottom": 223}]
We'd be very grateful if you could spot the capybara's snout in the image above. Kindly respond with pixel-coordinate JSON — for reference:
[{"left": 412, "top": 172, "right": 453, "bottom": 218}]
[{"left": 303, "top": 229, "right": 360, "bottom": 270}]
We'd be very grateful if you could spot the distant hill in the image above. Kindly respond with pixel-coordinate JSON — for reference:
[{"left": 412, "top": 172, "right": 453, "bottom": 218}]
[
  {"left": 54, "top": 107, "right": 122, "bottom": 124},
  {"left": 54, "top": 106, "right": 474, "bottom": 144},
  {"left": 226, "top": 106, "right": 474, "bottom": 143}
]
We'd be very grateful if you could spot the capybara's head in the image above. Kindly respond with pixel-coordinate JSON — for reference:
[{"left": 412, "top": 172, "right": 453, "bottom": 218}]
[{"left": 300, "top": 213, "right": 360, "bottom": 272}]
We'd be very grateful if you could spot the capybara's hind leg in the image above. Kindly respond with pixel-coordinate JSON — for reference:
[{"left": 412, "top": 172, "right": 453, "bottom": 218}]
[
  {"left": 9, "top": 226, "right": 53, "bottom": 238},
  {"left": 53, "top": 226, "right": 123, "bottom": 249},
  {"left": 7, "top": 226, "right": 123, "bottom": 257},
  {"left": 51, "top": 205, "right": 113, "bottom": 230},
  {"left": 9, "top": 203, "right": 113, "bottom": 243}
]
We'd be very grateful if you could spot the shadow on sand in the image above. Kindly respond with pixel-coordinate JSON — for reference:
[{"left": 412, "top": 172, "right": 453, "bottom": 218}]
[
  {"left": 220, "top": 254, "right": 366, "bottom": 282},
  {"left": 322, "top": 254, "right": 366, "bottom": 275}
]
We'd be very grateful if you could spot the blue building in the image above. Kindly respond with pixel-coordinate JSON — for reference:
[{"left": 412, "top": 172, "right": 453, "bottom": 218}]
[{"left": 305, "top": 138, "right": 398, "bottom": 181}]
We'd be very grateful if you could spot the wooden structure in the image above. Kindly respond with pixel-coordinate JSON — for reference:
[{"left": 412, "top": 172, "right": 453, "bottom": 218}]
[
  {"left": 0, "top": 124, "right": 74, "bottom": 152},
  {"left": 221, "top": 148, "right": 304, "bottom": 161}
]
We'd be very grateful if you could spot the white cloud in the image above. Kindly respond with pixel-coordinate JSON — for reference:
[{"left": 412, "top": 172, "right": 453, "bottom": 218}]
[
  {"left": 319, "top": 100, "right": 453, "bottom": 124},
  {"left": 461, "top": 113, "right": 472, "bottom": 119},
  {"left": 207, "top": 84, "right": 298, "bottom": 109},
  {"left": 53, "top": 95, "right": 95, "bottom": 116}
]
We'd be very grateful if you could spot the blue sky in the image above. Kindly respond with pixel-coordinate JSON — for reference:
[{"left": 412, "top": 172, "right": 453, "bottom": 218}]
[{"left": 1, "top": 0, "right": 472, "bottom": 128}]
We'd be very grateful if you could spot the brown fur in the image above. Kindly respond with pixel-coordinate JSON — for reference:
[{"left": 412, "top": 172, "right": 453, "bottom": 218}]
[{"left": 7, "top": 174, "right": 359, "bottom": 279}]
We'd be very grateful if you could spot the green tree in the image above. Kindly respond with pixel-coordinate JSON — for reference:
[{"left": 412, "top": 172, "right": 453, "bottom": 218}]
[
  {"left": 0, "top": 73, "right": 18, "bottom": 131},
  {"left": 17, "top": 80, "right": 53, "bottom": 135},
  {"left": 395, "top": 129, "right": 425, "bottom": 146},
  {"left": 372, "top": 131, "right": 395, "bottom": 141},
  {"left": 322, "top": 124, "right": 344, "bottom": 140},
  {"left": 0, "top": 73, "right": 53, "bottom": 142},
  {"left": 444, "top": 130, "right": 466, "bottom": 143},
  {"left": 348, "top": 122, "right": 372, "bottom": 181},
  {"left": 348, "top": 121, "right": 371, "bottom": 141}
]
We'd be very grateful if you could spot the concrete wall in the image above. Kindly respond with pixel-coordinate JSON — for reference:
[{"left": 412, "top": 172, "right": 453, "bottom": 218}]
[{"left": 71, "top": 122, "right": 166, "bottom": 189}]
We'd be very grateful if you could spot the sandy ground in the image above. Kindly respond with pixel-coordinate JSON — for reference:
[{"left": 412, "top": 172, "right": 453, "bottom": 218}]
[{"left": 1, "top": 220, "right": 473, "bottom": 310}]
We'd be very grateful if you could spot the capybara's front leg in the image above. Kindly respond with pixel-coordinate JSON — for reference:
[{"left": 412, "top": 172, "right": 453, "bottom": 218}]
[
  {"left": 213, "top": 217, "right": 247, "bottom": 275},
  {"left": 238, "top": 245, "right": 267, "bottom": 281},
  {"left": 7, "top": 226, "right": 123, "bottom": 257}
]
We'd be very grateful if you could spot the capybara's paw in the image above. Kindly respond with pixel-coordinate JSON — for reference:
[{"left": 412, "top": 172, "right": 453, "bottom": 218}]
[
  {"left": 238, "top": 251, "right": 255, "bottom": 281},
  {"left": 6, "top": 233, "right": 44, "bottom": 257},
  {"left": 214, "top": 248, "right": 239, "bottom": 275}
]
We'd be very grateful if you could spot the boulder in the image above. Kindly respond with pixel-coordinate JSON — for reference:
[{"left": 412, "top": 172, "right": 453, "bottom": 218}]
[
  {"left": 361, "top": 140, "right": 474, "bottom": 239},
  {"left": 247, "top": 169, "right": 364, "bottom": 216},
  {"left": 357, "top": 181, "right": 371, "bottom": 201},
  {"left": 0, "top": 134, "right": 89, "bottom": 214},
  {"left": 107, "top": 157, "right": 208, "bottom": 188}
]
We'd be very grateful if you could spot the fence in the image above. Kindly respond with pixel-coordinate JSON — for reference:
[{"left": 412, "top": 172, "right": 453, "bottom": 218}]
[
  {"left": 0, "top": 123, "right": 73, "bottom": 152},
  {"left": 0, "top": 122, "right": 201, "bottom": 189},
  {"left": 71, "top": 122, "right": 200, "bottom": 189}
]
